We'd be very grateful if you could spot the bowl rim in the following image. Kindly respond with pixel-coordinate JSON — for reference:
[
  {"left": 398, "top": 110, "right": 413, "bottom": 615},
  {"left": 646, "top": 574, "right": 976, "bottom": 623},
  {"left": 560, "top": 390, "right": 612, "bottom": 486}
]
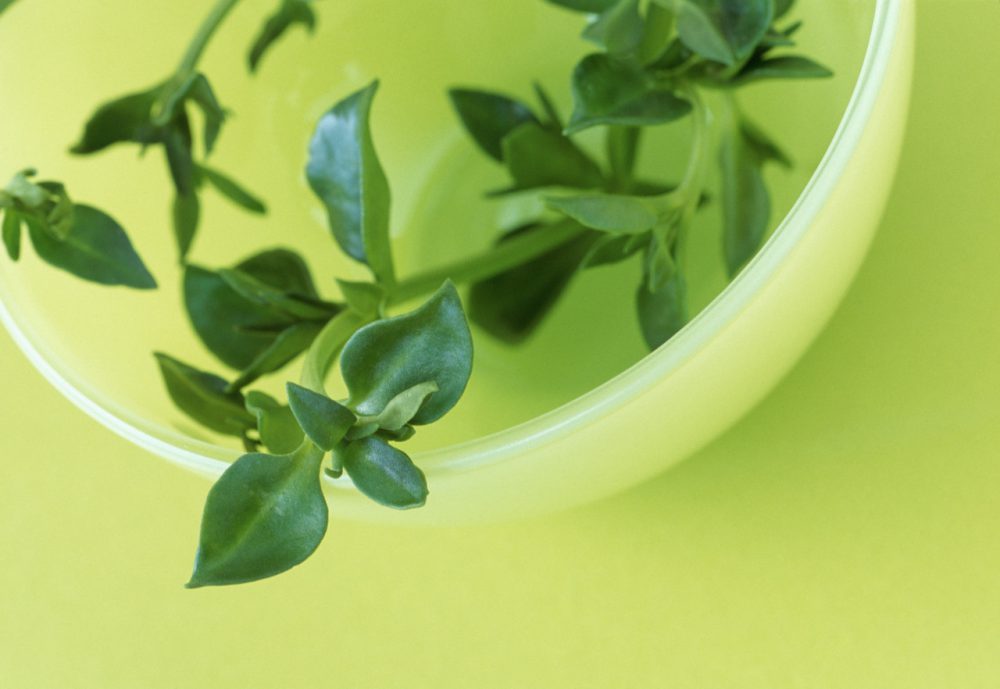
[{"left": 0, "top": 0, "right": 901, "bottom": 481}]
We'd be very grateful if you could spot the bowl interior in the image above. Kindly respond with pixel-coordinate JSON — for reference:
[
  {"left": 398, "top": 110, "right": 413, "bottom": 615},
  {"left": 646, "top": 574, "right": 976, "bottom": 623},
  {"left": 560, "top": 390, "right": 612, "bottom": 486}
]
[{"left": 0, "top": 0, "right": 876, "bottom": 466}]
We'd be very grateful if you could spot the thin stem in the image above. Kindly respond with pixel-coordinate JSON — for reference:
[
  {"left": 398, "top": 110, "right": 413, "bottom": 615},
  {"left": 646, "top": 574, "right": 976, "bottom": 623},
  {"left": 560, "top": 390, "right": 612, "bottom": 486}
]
[
  {"left": 671, "top": 86, "right": 713, "bottom": 265},
  {"left": 388, "top": 219, "right": 584, "bottom": 306},
  {"left": 178, "top": 0, "right": 243, "bottom": 75},
  {"left": 300, "top": 310, "right": 370, "bottom": 393}
]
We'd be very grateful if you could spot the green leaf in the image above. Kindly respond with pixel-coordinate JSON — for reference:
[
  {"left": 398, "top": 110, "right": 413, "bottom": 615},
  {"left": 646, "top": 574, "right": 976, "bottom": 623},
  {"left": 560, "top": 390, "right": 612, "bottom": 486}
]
[
  {"left": 546, "top": 0, "right": 618, "bottom": 12},
  {"left": 668, "top": 0, "right": 773, "bottom": 66},
  {"left": 286, "top": 383, "right": 356, "bottom": 451},
  {"left": 245, "top": 391, "right": 304, "bottom": 455},
  {"left": 187, "top": 444, "right": 327, "bottom": 588},
  {"left": 340, "top": 436, "right": 427, "bottom": 510},
  {"left": 336, "top": 279, "right": 385, "bottom": 317},
  {"left": 499, "top": 122, "right": 604, "bottom": 193},
  {"left": 163, "top": 114, "right": 197, "bottom": 196},
  {"left": 341, "top": 281, "right": 472, "bottom": 425},
  {"left": 227, "top": 321, "right": 322, "bottom": 392},
  {"left": 469, "top": 226, "right": 598, "bottom": 343},
  {"left": 606, "top": 126, "right": 641, "bottom": 187},
  {"left": 248, "top": 0, "right": 317, "bottom": 74},
  {"left": 155, "top": 353, "right": 255, "bottom": 437},
  {"left": 734, "top": 55, "right": 833, "bottom": 85},
  {"left": 157, "top": 73, "right": 226, "bottom": 155},
  {"left": 219, "top": 268, "right": 337, "bottom": 321},
  {"left": 449, "top": 89, "right": 539, "bottom": 162},
  {"left": 546, "top": 193, "right": 659, "bottom": 234},
  {"left": 172, "top": 190, "right": 200, "bottom": 259},
  {"left": 27, "top": 204, "right": 156, "bottom": 289},
  {"left": 566, "top": 54, "right": 692, "bottom": 134},
  {"left": 197, "top": 164, "right": 267, "bottom": 214},
  {"left": 369, "top": 382, "right": 439, "bottom": 432},
  {"left": 0, "top": 0, "right": 20, "bottom": 16},
  {"left": 637, "top": 268, "right": 687, "bottom": 350},
  {"left": 720, "top": 118, "right": 772, "bottom": 277},
  {"left": 2, "top": 211, "right": 21, "bottom": 261},
  {"left": 70, "top": 88, "right": 160, "bottom": 155},
  {"left": 582, "top": 0, "right": 644, "bottom": 58},
  {"left": 306, "top": 81, "right": 394, "bottom": 284},
  {"left": 773, "top": 0, "right": 795, "bottom": 20}
]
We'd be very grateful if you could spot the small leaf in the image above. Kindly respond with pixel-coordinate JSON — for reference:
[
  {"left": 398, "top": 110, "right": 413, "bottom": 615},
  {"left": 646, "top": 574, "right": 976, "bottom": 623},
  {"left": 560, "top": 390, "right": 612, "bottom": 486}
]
[
  {"left": 341, "top": 436, "right": 427, "bottom": 510},
  {"left": 341, "top": 281, "right": 472, "bottom": 425},
  {"left": 721, "top": 117, "right": 779, "bottom": 277},
  {"left": 637, "top": 266, "right": 687, "bottom": 350},
  {"left": 582, "top": 0, "right": 644, "bottom": 57},
  {"left": 70, "top": 88, "right": 160, "bottom": 155},
  {"left": 449, "top": 89, "right": 539, "bottom": 162},
  {"left": 172, "top": 190, "right": 200, "bottom": 259},
  {"left": 306, "top": 81, "right": 394, "bottom": 284},
  {"left": 2, "top": 211, "right": 21, "bottom": 261},
  {"left": 566, "top": 54, "right": 692, "bottom": 134},
  {"left": 371, "top": 382, "right": 439, "bottom": 432},
  {"left": 197, "top": 165, "right": 267, "bottom": 214},
  {"left": 163, "top": 114, "right": 197, "bottom": 196},
  {"left": 155, "top": 353, "right": 255, "bottom": 437},
  {"left": 219, "top": 268, "right": 337, "bottom": 321},
  {"left": 245, "top": 391, "right": 304, "bottom": 455},
  {"left": 227, "top": 321, "right": 322, "bottom": 392},
  {"left": 286, "top": 383, "right": 356, "bottom": 451},
  {"left": 248, "top": 0, "right": 317, "bottom": 73},
  {"left": 336, "top": 279, "right": 385, "bottom": 317},
  {"left": 187, "top": 445, "right": 327, "bottom": 588},
  {"left": 27, "top": 204, "right": 156, "bottom": 289},
  {"left": 734, "top": 55, "right": 833, "bottom": 85},
  {"left": 668, "top": 0, "right": 773, "bottom": 66},
  {"left": 469, "top": 226, "right": 598, "bottom": 343},
  {"left": 546, "top": 193, "right": 659, "bottom": 234},
  {"left": 499, "top": 122, "right": 604, "bottom": 192},
  {"left": 157, "top": 74, "right": 226, "bottom": 155},
  {"left": 773, "top": 0, "right": 795, "bottom": 20}
]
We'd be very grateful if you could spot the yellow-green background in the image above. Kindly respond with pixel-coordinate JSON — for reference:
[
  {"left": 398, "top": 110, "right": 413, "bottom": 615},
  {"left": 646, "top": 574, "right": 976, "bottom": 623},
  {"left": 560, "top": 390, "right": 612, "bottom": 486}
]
[{"left": 2, "top": 1, "right": 998, "bottom": 686}]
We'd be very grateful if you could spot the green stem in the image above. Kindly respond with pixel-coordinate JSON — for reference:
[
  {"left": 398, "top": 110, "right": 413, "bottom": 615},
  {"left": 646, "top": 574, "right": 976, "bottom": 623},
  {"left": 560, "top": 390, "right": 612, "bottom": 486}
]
[
  {"left": 300, "top": 310, "right": 370, "bottom": 393},
  {"left": 178, "top": 0, "right": 243, "bottom": 75},
  {"left": 670, "top": 86, "right": 713, "bottom": 265},
  {"left": 388, "top": 219, "right": 584, "bottom": 306}
]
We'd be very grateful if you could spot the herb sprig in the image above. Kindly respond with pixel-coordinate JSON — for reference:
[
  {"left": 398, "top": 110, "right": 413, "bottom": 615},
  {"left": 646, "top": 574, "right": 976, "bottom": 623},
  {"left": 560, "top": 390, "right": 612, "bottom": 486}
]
[{"left": 0, "top": 0, "right": 830, "bottom": 586}]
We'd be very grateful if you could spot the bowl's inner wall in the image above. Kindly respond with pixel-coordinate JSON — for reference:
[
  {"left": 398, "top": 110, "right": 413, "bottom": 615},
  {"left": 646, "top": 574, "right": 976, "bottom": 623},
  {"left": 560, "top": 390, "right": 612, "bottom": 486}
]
[{"left": 0, "top": 1, "right": 875, "bottom": 453}]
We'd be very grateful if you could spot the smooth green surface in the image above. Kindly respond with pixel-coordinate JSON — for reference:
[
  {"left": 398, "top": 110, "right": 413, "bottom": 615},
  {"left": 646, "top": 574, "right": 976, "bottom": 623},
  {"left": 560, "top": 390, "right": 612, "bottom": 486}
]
[{"left": 2, "top": 1, "right": 1000, "bottom": 686}]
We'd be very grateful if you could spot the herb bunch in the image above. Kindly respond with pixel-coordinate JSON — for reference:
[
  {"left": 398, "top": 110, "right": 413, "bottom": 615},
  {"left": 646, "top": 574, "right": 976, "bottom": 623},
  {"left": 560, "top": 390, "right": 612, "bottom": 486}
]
[{"left": 0, "top": 0, "right": 830, "bottom": 587}]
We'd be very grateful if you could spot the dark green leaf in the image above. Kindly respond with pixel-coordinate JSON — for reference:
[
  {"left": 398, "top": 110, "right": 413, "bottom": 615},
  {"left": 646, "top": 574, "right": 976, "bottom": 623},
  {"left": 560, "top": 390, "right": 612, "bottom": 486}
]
[
  {"left": 27, "top": 204, "right": 156, "bottom": 289},
  {"left": 235, "top": 248, "right": 321, "bottom": 298},
  {"left": 286, "top": 383, "right": 356, "bottom": 451},
  {"left": 669, "top": 0, "right": 773, "bottom": 65},
  {"left": 219, "top": 268, "right": 337, "bottom": 321},
  {"left": 546, "top": 0, "right": 618, "bottom": 12},
  {"left": 582, "top": 0, "right": 644, "bottom": 57},
  {"left": 720, "top": 119, "right": 771, "bottom": 277},
  {"left": 155, "top": 353, "right": 255, "bottom": 437},
  {"left": 306, "top": 81, "right": 394, "bottom": 283},
  {"left": 187, "top": 445, "right": 327, "bottom": 588},
  {"left": 227, "top": 321, "right": 322, "bottom": 392},
  {"left": 248, "top": 0, "right": 317, "bottom": 73},
  {"left": 163, "top": 114, "right": 197, "bottom": 196},
  {"left": 157, "top": 74, "right": 226, "bottom": 155},
  {"left": 734, "top": 55, "right": 833, "bottom": 85},
  {"left": 449, "top": 89, "right": 539, "bottom": 162},
  {"left": 469, "top": 226, "right": 598, "bottom": 343},
  {"left": 499, "top": 122, "right": 604, "bottom": 192},
  {"left": 340, "top": 436, "right": 427, "bottom": 510},
  {"left": 566, "top": 54, "right": 692, "bottom": 134},
  {"left": 172, "top": 190, "right": 200, "bottom": 259},
  {"left": 197, "top": 165, "right": 267, "bottom": 214},
  {"left": 2, "top": 211, "right": 21, "bottom": 261},
  {"left": 606, "top": 126, "right": 641, "bottom": 188},
  {"left": 773, "top": 0, "right": 795, "bottom": 20},
  {"left": 637, "top": 268, "right": 687, "bottom": 350},
  {"left": 546, "top": 193, "right": 659, "bottom": 234},
  {"left": 340, "top": 281, "right": 472, "bottom": 425},
  {"left": 70, "top": 88, "right": 160, "bottom": 155},
  {"left": 533, "top": 83, "right": 564, "bottom": 129},
  {"left": 584, "top": 231, "right": 650, "bottom": 268},
  {"left": 245, "top": 391, "right": 304, "bottom": 455}
]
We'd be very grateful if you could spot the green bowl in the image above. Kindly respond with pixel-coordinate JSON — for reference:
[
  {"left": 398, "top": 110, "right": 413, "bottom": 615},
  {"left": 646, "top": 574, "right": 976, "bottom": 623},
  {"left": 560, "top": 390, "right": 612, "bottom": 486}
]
[{"left": 0, "top": 0, "right": 914, "bottom": 523}]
